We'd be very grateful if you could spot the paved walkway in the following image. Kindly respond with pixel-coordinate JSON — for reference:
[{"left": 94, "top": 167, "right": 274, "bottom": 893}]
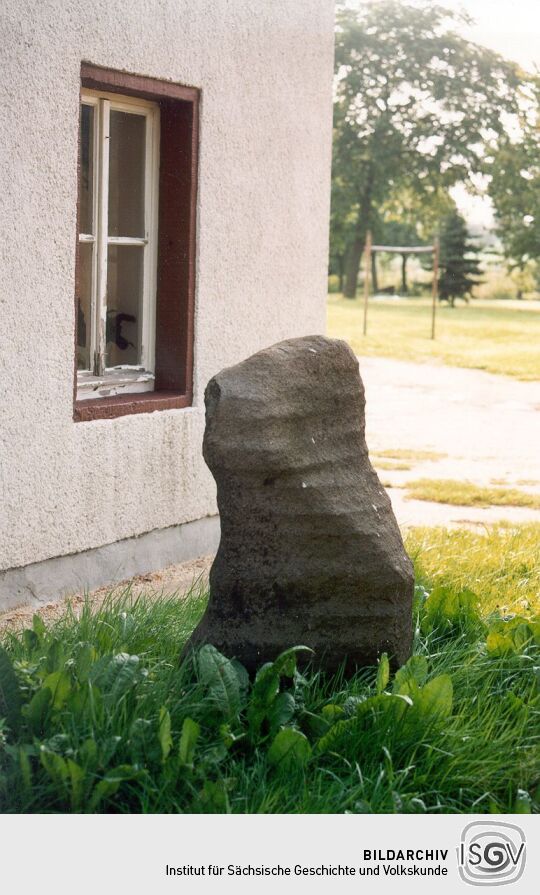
[{"left": 361, "top": 356, "right": 540, "bottom": 527}]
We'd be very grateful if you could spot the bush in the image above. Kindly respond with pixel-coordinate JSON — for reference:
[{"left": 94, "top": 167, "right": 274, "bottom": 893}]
[{"left": 327, "top": 274, "right": 341, "bottom": 294}]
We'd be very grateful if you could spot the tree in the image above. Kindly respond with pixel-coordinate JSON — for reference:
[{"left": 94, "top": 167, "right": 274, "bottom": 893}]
[
  {"left": 377, "top": 186, "right": 456, "bottom": 293},
  {"left": 329, "top": 173, "right": 357, "bottom": 292},
  {"left": 333, "top": 1, "right": 521, "bottom": 297},
  {"left": 374, "top": 219, "right": 419, "bottom": 293},
  {"left": 487, "top": 78, "right": 540, "bottom": 272},
  {"left": 438, "top": 210, "right": 482, "bottom": 305}
]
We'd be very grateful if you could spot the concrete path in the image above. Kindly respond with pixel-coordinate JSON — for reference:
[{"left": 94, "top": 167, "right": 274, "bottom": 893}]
[{"left": 360, "top": 356, "right": 540, "bottom": 527}]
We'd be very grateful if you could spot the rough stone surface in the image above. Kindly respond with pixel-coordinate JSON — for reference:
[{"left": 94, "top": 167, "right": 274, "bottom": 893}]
[{"left": 188, "top": 335, "right": 414, "bottom": 672}]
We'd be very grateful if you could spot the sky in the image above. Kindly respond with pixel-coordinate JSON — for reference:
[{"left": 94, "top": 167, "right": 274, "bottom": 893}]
[
  {"left": 444, "top": 0, "right": 539, "bottom": 72},
  {"left": 443, "top": 0, "right": 539, "bottom": 228}
]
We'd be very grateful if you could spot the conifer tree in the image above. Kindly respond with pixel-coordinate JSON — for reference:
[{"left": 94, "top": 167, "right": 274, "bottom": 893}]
[{"left": 439, "top": 211, "right": 482, "bottom": 306}]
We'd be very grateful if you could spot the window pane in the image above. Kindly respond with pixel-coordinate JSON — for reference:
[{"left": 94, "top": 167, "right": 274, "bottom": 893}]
[
  {"left": 79, "top": 104, "right": 94, "bottom": 234},
  {"left": 76, "top": 242, "right": 93, "bottom": 370},
  {"left": 106, "top": 245, "right": 143, "bottom": 367},
  {"left": 108, "top": 110, "right": 146, "bottom": 238}
]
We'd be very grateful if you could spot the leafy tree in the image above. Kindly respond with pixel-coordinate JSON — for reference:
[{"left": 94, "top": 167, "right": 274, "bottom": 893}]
[
  {"left": 438, "top": 210, "right": 482, "bottom": 305},
  {"left": 381, "top": 187, "right": 456, "bottom": 293},
  {"left": 487, "top": 79, "right": 540, "bottom": 273},
  {"left": 329, "top": 173, "right": 357, "bottom": 292},
  {"left": 333, "top": 1, "right": 521, "bottom": 297},
  {"left": 371, "top": 219, "right": 419, "bottom": 293}
]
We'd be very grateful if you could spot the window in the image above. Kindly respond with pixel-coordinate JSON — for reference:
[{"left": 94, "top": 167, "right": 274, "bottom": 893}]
[
  {"left": 74, "top": 65, "right": 199, "bottom": 422},
  {"left": 77, "top": 91, "right": 159, "bottom": 396}
]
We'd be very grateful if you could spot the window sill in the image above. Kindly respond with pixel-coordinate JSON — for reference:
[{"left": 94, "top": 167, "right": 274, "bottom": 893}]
[
  {"left": 74, "top": 390, "right": 192, "bottom": 422},
  {"left": 77, "top": 369, "right": 156, "bottom": 401}
]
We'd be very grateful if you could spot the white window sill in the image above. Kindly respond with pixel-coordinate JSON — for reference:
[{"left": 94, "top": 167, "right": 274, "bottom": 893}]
[{"left": 76, "top": 368, "right": 155, "bottom": 401}]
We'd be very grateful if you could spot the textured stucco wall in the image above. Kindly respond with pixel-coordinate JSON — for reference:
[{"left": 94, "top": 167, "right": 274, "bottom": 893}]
[{"left": 0, "top": 0, "right": 334, "bottom": 575}]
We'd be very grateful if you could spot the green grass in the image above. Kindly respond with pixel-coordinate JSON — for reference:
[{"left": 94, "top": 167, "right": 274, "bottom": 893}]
[
  {"left": 406, "top": 524, "right": 540, "bottom": 616},
  {"left": 327, "top": 296, "right": 540, "bottom": 380},
  {"left": 405, "top": 479, "right": 540, "bottom": 510},
  {"left": 373, "top": 449, "right": 446, "bottom": 463},
  {"left": 373, "top": 459, "right": 412, "bottom": 471},
  {"left": 0, "top": 527, "right": 539, "bottom": 814}
]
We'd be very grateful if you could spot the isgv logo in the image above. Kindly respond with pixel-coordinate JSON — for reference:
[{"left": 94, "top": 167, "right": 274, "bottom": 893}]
[{"left": 458, "top": 822, "right": 526, "bottom": 886}]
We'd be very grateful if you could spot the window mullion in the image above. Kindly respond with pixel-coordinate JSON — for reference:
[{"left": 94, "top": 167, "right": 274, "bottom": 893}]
[{"left": 94, "top": 98, "right": 110, "bottom": 377}]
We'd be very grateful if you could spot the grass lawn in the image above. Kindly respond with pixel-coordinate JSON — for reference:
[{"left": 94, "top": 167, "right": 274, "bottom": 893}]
[
  {"left": 1, "top": 525, "right": 538, "bottom": 814},
  {"left": 373, "top": 449, "right": 447, "bottom": 462},
  {"left": 372, "top": 449, "right": 446, "bottom": 470},
  {"left": 405, "top": 479, "right": 540, "bottom": 510},
  {"left": 327, "top": 295, "right": 540, "bottom": 380},
  {"left": 407, "top": 524, "right": 540, "bottom": 617}
]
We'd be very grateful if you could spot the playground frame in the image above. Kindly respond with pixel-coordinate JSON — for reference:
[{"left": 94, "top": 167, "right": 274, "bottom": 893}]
[{"left": 362, "top": 231, "right": 440, "bottom": 339}]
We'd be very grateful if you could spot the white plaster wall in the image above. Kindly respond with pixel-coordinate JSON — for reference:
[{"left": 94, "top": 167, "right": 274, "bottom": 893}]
[{"left": 0, "top": 0, "right": 334, "bottom": 572}]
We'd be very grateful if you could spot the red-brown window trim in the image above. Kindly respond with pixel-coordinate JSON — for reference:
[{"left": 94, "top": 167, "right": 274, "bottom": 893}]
[{"left": 73, "top": 63, "right": 199, "bottom": 422}]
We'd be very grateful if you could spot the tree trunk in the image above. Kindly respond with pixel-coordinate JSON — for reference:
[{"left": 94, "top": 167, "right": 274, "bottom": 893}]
[
  {"left": 343, "top": 238, "right": 364, "bottom": 298},
  {"left": 343, "top": 176, "right": 374, "bottom": 299},
  {"left": 337, "top": 255, "right": 344, "bottom": 294},
  {"left": 371, "top": 251, "right": 379, "bottom": 294},
  {"left": 401, "top": 254, "right": 409, "bottom": 294}
]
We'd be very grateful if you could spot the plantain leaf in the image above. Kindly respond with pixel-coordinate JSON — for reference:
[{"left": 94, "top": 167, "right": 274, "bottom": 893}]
[
  {"left": 200, "top": 779, "right": 231, "bottom": 811},
  {"left": 268, "top": 728, "right": 311, "bottom": 770},
  {"left": 198, "top": 645, "right": 242, "bottom": 720},
  {"left": 393, "top": 655, "right": 428, "bottom": 693},
  {"left": 321, "top": 704, "right": 344, "bottom": 724},
  {"left": 317, "top": 693, "right": 413, "bottom": 755},
  {"left": 42, "top": 671, "right": 72, "bottom": 711},
  {"left": 45, "top": 639, "right": 64, "bottom": 673},
  {"left": 273, "top": 646, "right": 313, "bottom": 677},
  {"left": 40, "top": 746, "right": 69, "bottom": 786},
  {"left": 422, "top": 586, "right": 480, "bottom": 633},
  {"left": 376, "top": 653, "right": 390, "bottom": 694},
  {"left": 416, "top": 674, "right": 453, "bottom": 720},
  {"left": 23, "top": 686, "right": 52, "bottom": 735},
  {"left": 22, "top": 629, "right": 40, "bottom": 653},
  {"left": 247, "top": 663, "right": 280, "bottom": 737},
  {"left": 267, "top": 691, "right": 296, "bottom": 734},
  {"left": 78, "top": 738, "right": 98, "bottom": 770},
  {"left": 87, "top": 764, "right": 141, "bottom": 813},
  {"left": 89, "top": 653, "right": 143, "bottom": 705},
  {"left": 67, "top": 759, "right": 86, "bottom": 812},
  {"left": 316, "top": 717, "right": 356, "bottom": 754},
  {"left": 486, "top": 632, "right": 514, "bottom": 657},
  {"left": 178, "top": 717, "right": 200, "bottom": 769},
  {"left": 158, "top": 707, "right": 173, "bottom": 762}
]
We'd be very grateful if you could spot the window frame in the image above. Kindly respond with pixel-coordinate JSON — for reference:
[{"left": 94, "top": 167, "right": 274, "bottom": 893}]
[
  {"left": 73, "top": 64, "right": 200, "bottom": 422},
  {"left": 77, "top": 90, "right": 160, "bottom": 399}
]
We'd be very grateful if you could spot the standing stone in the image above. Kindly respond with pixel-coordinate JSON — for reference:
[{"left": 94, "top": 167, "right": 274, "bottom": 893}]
[{"left": 188, "top": 335, "right": 414, "bottom": 673}]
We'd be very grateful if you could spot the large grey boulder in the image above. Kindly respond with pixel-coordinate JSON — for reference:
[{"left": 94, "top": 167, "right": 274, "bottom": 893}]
[{"left": 188, "top": 335, "right": 414, "bottom": 673}]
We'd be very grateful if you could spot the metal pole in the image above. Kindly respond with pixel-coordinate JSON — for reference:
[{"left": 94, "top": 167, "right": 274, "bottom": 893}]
[
  {"left": 363, "top": 230, "right": 372, "bottom": 336},
  {"left": 431, "top": 237, "right": 439, "bottom": 340}
]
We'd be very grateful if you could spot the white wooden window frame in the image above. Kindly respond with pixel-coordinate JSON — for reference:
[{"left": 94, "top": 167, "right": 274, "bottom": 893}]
[{"left": 77, "top": 89, "right": 160, "bottom": 400}]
